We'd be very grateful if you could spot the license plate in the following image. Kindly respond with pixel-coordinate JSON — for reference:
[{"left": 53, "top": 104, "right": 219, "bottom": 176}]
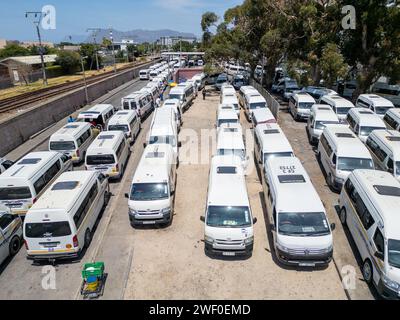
[
  {"left": 299, "top": 262, "right": 315, "bottom": 267},
  {"left": 47, "top": 248, "right": 55, "bottom": 252},
  {"left": 222, "top": 252, "right": 235, "bottom": 256},
  {"left": 143, "top": 221, "right": 156, "bottom": 225}
]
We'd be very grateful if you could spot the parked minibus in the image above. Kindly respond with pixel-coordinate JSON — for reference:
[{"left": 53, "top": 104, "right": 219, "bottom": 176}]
[
  {"left": 216, "top": 124, "right": 248, "bottom": 169},
  {"left": 125, "top": 144, "right": 176, "bottom": 227},
  {"left": 24, "top": 170, "right": 109, "bottom": 261},
  {"left": 356, "top": 94, "right": 394, "bottom": 118},
  {"left": 121, "top": 91, "right": 153, "bottom": 120},
  {"left": 0, "top": 158, "right": 14, "bottom": 174},
  {"left": 0, "top": 152, "right": 72, "bottom": 216},
  {"left": 192, "top": 73, "right": 206, "bottom": 91},
  {"left": 366, "top": 130, "right": 400, "bottom": 181},
  {"left": 142, "top": 83, "right": 160, "bottom": 103},
  {"left": 77, "top": 104, "right": 115, "bottom": 130},
  {"left": 318, "top": 125, "right": 374, "bottom": 191},
  {"left": 221, "top": 91, "right": 240, "bottom": 117},
  {"left": 318, "top": 95, "right": 355, "bottom": 122},
  {"left": 107, "top": 110, "right": 141, "bottom": 144},
  {"left": 139, "top": 69, "right": 150, "bottom": 80},
  {"left": 383, "top": 108, "right": 400, "bottom": 131},
  {"left": 306, "top": 104, "right": 341, "bottom": 144},
  {"left": 216, "top": 109, "right": 239, "bottom": 129},
  {"left": 251, "top": 108, "right": 276, "bottom": 128},
  {"left": 85, "top": 131, "right": 130, "bottom": 180},
  {"left": 346, "top": 108, "right": 387, "bottom": 143},
  {"left": 149, "top": 69, "right": 160, "bottom": 80},
  {"left": 339, "top": 170, "right": 400, "bottom": 299},
  {"left": 264, "top": 156, "right": 335, "bottom": 267},
  {"left": 244, "top": 91, "right": 267, "bottom": 121},
  {"left": 238, "top": 86, "right": 256, "bottom": 107},
  {"left": 201, "top": 155, "right": 256, "bottom": 257},
  {"left": 0, "top": 206, "right": 23, "bottom": 264},
  {"left": 162, "top": 99, "right": 183, "bottom": 129},
  {"left": 168, "top": 84, "right": 195, "bottom": 111},
  {"left": 254, "top": 123, "right": 294, "bottom": 173},
  {"left": 49, "top": 122, "right": 95, "bottom": 164},
  {"left": 289, "top": 92, "right": 316, "bottom": 121}
]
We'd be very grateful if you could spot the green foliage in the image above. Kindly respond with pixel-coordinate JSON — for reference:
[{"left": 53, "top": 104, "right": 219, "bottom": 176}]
[
  {"left": 55, "top": 50, "right": 81, "bottom": 74},
  {"left": 172, "top": 41, "right": 196, "bottom": 52},
  {"left": 320, "top": 43, "right": 348, "bottom": 87},
  {"left": 0, "top": 43, "right": 30, "bottom": 59},
  {"left": 79, "top": 43, "right": 102, "bottom": 70}
]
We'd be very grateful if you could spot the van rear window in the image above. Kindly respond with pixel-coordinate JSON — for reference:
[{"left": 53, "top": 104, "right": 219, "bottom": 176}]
[
  {"left": 50, "top": 141, "right": 75, "bottom": 151},
  {"left": 373, "top": 185, "right": 400, "bottom": 197},
  {"left": 86, "top": 155, "right": 115, "bottom": 165},
  {"left": 18, "top": 158, "right": 41, "bottom": 165},
  {"left": 278, "top": 175, "right": 306, "bottom": 184},
  {"left": 25, "top": 221, "right": 72, "bottom": 238},
  {"left": 217, "top": 166, "right": 237, "bottom": 174},
  {"left": 0, "top": 187, "right": 32, "bottom": 200},
  {"left": 52, "top": 181, "right": 79, "bottom": 191}
]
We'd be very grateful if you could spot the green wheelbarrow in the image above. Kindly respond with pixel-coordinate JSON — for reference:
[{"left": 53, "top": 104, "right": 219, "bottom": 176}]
[{"left": 80, "top": 262, "right": 107, "bottom": 299}]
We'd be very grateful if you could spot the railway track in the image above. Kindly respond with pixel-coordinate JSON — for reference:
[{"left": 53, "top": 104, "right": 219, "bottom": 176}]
[{"left": 0, "top": 60, "right": 155, "bottom": 114}]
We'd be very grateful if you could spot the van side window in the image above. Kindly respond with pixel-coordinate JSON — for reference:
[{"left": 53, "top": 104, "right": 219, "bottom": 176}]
[
  {"left": 116, "top": 139, "right": 126, "bottom": 158},
  {"left": 373, "top": 229, "right": 385, "bottom": 257},
  {"left": 387, "top": 158, "right": 394, "bottom": 173},
  {"left": 384, "top": 114, "right": 397, "bottom": 129},
  {"left": 33, "top": 161, "right": 61, "bottom": 194},
  {"left": 73, "top": 182, "right": 98, "bottom": 229},
  {"left": 351, "top": 189, "right": 375, "bottom": 230},
  {"left": 366, "top": 137, "right": 387, "bottom": 162},
  {"left": 347, "top": 114, "right": 356, "bottom": 128},
  {"left": 320, "top": 134, "right": 333, "bottom": 157},
  {"left": 0, "top": 214, "right": 15, "bottom": 230},
  {"left": 97, "top": 173, "right": 106, "bottom": 184}
]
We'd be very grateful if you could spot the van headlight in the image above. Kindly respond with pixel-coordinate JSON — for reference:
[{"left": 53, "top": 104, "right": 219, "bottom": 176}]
[
  {"left": 161, "top": 207, "right": 171, "bottom": 215},
  {"left": 324, "top": 245, "right": 334, "bottom": 253},
  {"left": 244, "top": 236, "right": 254, "bottom": 245},
  {"left": 382, "top": 275, "right": 400, "bottom": 291},
  {"left": 204, "top": 235, "right": 214, "bottom": 244},
  {"left": 129, "top": 209, "right": 138, "bottom": 216},
  {"left": 276, "top": 242, "right": 290, "bottom": 253}
]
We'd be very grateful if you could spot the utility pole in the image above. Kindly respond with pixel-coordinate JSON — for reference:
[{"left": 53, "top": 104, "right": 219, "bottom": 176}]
[
  {"left": 80, "top": 55, "right": 89, "bottom": 103},
  {"left": 109, "top": 28, "right": 117, "bottom": 74},
  {"left": 25, "top": 11, "right": 48, "bottom": 86},
  {"left": 87, "top": 28, "right": 101, "bottom": 71}
]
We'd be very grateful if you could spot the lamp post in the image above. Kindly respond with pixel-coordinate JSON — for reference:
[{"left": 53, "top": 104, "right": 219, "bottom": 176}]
[
  {"left": 109, "top": 28, "right": 117, "bottom": 74},
  {"left": 25, "top": 11, "right": 48, "bottom": 86},
  {"left": 80, "top": 55, "right": 89, "bottom": 103}
]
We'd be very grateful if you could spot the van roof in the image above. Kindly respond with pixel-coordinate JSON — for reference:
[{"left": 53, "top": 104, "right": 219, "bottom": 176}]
[
  {"left": 349, "top": 108, "right": 387, "bottom": 127},
  {"left": 218, "top": 109, "right": 238, "bottom": 121},
  {"left": 87, "top": 131, "right": 124, "bottom": 154},
  {"left": 358, "top": 94, "right": 394, "bottom": 107},
  {"left": 207, "top": 155, "right": 249, "bottom": 206},
  {"left": 252, "top": 108, "right": 276, "bottom": 123},
  {"left": 323, "top": 126, "right": 372, "bottom": 158},
  {"left": 386, "top": 108, "right": 400, "bottom": 122},
  {"left": 267, "top": 157, "right": 325, "bottom": 213},
  {"left": 352, "top": 170, "right": 400, "bottom": 238},
  {"left": 108, "top": 110, "right": 136, "bottom": 126},
  {"left": 321, "top": 95, "right": 355, "bottom": 108},
  {"left": 163, "top": 99, "right": 180, "bottom": 107},
  {"left": 311, "top": 105, "right": 339, "bottom": 121},
  {"left": 132, "top": 145, "right": 174, "bottom": 183},
  {"left": 293, "top": 92, "right": 316, "bottom": 103},
  {"left": 255, "top": 123, "right": 293, "bottom": 154},
  {"left": 26, "top": 171, "right": 98, "bottom": 214},
  {"left": 78, "top": 104, "right": 113, "bottom": 119},
  {"left": 369, "top": 130, "right": 400, "bottom": 159},
  {"left": 169, "top": 86, "right": 185, "bottom": 94},
  {"left": 50, "top": 122, "right": 91, "bottom": 141},
  {"left": 0, "top": 151, "right": 61, "bottom": 182},
  {"left": 246, "top": 93, "right": 266, "bottom": 104},
  {"left": 217, "top": 128, "right": 245, "bottom": 150}
]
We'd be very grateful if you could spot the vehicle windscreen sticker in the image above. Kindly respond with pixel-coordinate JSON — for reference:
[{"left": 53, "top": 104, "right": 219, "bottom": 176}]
[
  {"left": 302, "top": 227, "right": 316, "bottom": 233},
  {"left": 224, "top": 220, "right": 238, "bottom": 226}
]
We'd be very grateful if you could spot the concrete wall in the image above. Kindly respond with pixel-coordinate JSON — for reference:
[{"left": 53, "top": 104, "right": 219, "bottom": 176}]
[{"left": 0, "top": 61, "right": 155, "bottom": 157}]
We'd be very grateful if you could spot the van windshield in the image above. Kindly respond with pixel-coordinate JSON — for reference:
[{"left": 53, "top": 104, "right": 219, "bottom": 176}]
[
  {"left": 169, "top": 94, "right": 183, "bottom": 101},
  {"left": 278, "top": 212, "right": 330, "bottom": 236},
  {"left": 388, "top": 239, "right": 400, "bottom": 268},
  {"left": 360, "top": 126, "right": 385, "bottom": 136},
  {"left": 336, "top": 107, "right": 352, "bottom": 115},
  {"left": 299, "top": 102, "right": 314, "bottom": 110},
  {"left": 315, "top": 121, "right": 340, "bottom": 130},
  {"left": 50, "top": 141, "right": 76, "bottom": 151},
  {"left": 375, "top": 106, "right": 392, "bottom": 115},
  {"left": 264, "top": 152, "right": 294, "bottom": 165},
  {"left": 149, "top": 135, "right": 176, "bottom": 147},
  {"left": 86, "top": 154, "right": 115, "bottom": 165},
  {"left": 218, "top": 119, "right": 238, "bottom": 127},
  {"left": 0, "top": 187, "right": 32, "bottom": 200},
  {"left": 130, "top": 183, "right": 169, "bottom": 201},
  {"left": 218, "top": 149, "right": 245, "bottom": 160},
  {"left": 338, "top": 157, "right": 374, "bottom": 171},
  {"left": 207, "top": 206, "right": 251, "bottom": 228},
  {"left": 108, "top": 125, "right": 129, "bottom": 132},
  {"left": 250, "top": 102, "right": 266, "bottom": 110},
  {"left": 25, "top": 221, "right": 71, "bottom": 238}
]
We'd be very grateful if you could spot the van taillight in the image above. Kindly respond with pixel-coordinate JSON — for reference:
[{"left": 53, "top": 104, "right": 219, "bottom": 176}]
[
  {"left": 24, "top": 240, "right": 29, "bottom": 250},
  {"left": 116, "top": 164, "right": 119, "bottom": 171},
  {"left": 76, "top": 150, "right": 80, "bottom": 157},
  {"left": 33, "top": 198, "right": 37, "bottom": 204},
  {"left": 73, "top": 235, "right": 79, "bottom": 247}
]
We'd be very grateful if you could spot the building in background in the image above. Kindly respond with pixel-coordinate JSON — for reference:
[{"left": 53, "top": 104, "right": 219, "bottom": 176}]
[
  {"left": 159, "top": 36, "right": 198, "bottom": 49},
  {"left": 0, "top": 39, "right": 7, "bottom": 50}
]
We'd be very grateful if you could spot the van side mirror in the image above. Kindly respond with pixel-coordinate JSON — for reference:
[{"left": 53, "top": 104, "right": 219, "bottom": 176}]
[
  {"left": 143, "top": 142, "right": 147, "bottom": 148},
  {"left": 178, "top": 141, "right": 182, "bottom": 148},
  {"left": 270, "top": 224, "right": 276, "bottom": 232},
  {"left": 200, "top": 216, "right": 206, "bottom": 223},
  {"left": 374, "top": 251, "right": 384, "bottom": 260},
  {"left": 253, "top": 217, "right": 258, "bottom": 224},
  {"left": 124, "top": 193, "right": 129, "bottom": 199},
  {"left": 330, "top": 223, "right": 336, "bottom": 231}
]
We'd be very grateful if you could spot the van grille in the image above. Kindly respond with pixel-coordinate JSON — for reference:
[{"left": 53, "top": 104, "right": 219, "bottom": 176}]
[
  {"left": 137, "top": 209, "right": 160, "bottom": 215},
  {"left": 215, "top": 239, "right": 243, "bottom": 246},
  {"left": 286, "top": 248, "right": 327, "bottom": 256}
]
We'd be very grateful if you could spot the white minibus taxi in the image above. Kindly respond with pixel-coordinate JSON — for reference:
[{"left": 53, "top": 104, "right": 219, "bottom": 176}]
[
  {"left": 251, "top": 108, "right": 276, "bottom": 128},
  {"left": 201, "top": 155, "right": 256, "bottom": 257},
  {"left": 0, "top": 152, "right": 72, "bottom": 217},
  {"left": 216, "top": 124, "right": 248, "bottom": 169},
  {"left": 221, "top": 91, "right": 240, "bottom": 117},
  {"left": 318, "top": 95, "right": 355, "bottom": 122},
  {"left": 0, "top": 158, "right": 14, "bottom": 174},
  {"left": 356, "top": 94, "right": 394, "bottom": 118},
  {"left": 318, "top": 125, "right": 374, "bottom": 191},
  {"left": 307, "top": 104, "right": 341, "bottom": 144},
  {"left": 49, "top": 122, "right": 94, "bottom": 164},
  {"left": 77, "top": 104, "right": 115, "bottom": 130},
  {"left": 366, "top": 130, "right": 400, "bottom": 181},
  {"left": 265, "top": 156, "right": 335, "bottom": 267},
  {"left": 162, "top": 99, "right": 183, "bottom": 129},
  {"left": 0, "top": 207, "right": 23, "bottom": 264},
  {"left": 254, "top": 123, "right": 294, "bottom": 173},
  {"left": 139, "top": 69, "right": 150, "bottom": 80},
  {"left": 142, "top": 83, "right": 159, "bottom": 103},
  {"left": 192, "top": 73, "right": 206, "bottom": 91},
  {"left": 238, "top": 86, "right": 256, "bottom": 107},
  {"left": 384, "top": 108, "right": 400, "bottom": 131},
  {"left": 126, "top": 144, "right": 176, "bottom": 227},
  {"left": 121, "top": 91, "right": 153, "bottom": 120},
  {"left": 346, "top": 108, "right": 387, "bottom": 143},
  {"left": 244, "top": 92, "right": 267, "bottom": 121},
  {"left": 107, "top": 110, "right": 141, "bottom": 144},
  {"left": 216, "top": 109, "right": 239, "bottom": 129},
  {"left": 149, "top": 69, "right": 159, "bottom": 80},
  {"left": 169, "top": 85, "right": 194, "bottom": 112},
  {"left": 339, "top": 170, "right": 400, "bottom": 299},
  {"left": 24, "top": 170, "right": 109, "bottom": 261},
  {"left": 289, "top": 92, "right": 316, "bottom": 121},
  {"left": 85, "top": 131, "right": 130, "bottom": 180}
]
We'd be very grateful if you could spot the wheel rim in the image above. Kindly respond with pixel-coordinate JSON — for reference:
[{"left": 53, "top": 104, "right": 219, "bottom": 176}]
[
  {"left": 363, "top": 262, "right": 372, "bottom": 282},
  {"left": 340, "top": 209, "right": 346, "bottom": 224},
  {"left": 11, "top": 239, "right": 19, "bottom": 252}
]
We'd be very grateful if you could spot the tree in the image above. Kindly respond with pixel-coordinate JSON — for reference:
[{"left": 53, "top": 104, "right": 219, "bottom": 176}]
[
  {"left": 0, "top": 43, "right": 30, "bottom": 59},
  {"left": 320, "top": 43, "right": 348, "bottom": 87},
  {"left": 102, "top": 37, "right": 112, "bottom": 47},
  {"left": 55, "top": 50, "right": 81, "bottom": 74},
  {"left": 79, "top": 43, "right": 102, "bottom": 70},
  {"left": 201, "top": 11, "right": 218, "bottom": 47},
  {"left": 172, "top": 41, "right": 195, "bottom": 52}
]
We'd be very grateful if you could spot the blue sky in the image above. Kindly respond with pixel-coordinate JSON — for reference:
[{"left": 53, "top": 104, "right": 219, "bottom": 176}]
[{"left": 0, "top": 0, "right": 243, "bottom": 42}]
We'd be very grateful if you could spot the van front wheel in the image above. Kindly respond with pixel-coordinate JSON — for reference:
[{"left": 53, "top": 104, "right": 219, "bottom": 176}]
[
  {"left": 9, "top": 236, "right": 21, "bottom": 256},
  {"left": 339, "top": 208, "right": 347, "bottom": 226},
  {"left": 362, "top": 259, "right": 373, "bottom": 284},
  {"left": 84, "top": 229, "right": 92, "bottom": 249}
]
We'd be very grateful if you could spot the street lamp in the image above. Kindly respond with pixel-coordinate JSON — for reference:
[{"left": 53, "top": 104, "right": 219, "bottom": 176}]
[
  {"left": 109, "top": 28, "right": 117, "bottom": 74},
  {"left": 25, "top": 11, "right": 48, "bottom": 86},
  {"left": 80, "top": 55, "right": 89, "bottom": 103}
]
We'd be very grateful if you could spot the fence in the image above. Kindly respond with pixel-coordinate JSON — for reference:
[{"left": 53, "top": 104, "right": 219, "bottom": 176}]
[{"left": 250, "top": 78, "right": 281, "bottom": 120}]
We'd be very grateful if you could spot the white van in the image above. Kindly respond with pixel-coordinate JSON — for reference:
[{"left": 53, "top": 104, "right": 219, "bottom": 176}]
[
  {"left": 221, "top": 84, "right": 236, "bottom": 96},
  {"left": 0, "top": 207, "right": 23, "bottom": 265},
  {"left": 244, "top": 91, "right": 267, "bottom": 121},
  {"left": 216, "top": 109, "right": 239, "bottom": 129},
  {"left": 0, "top": 158, "right": 14, "bottom": 174},
  {"left": 24, "top": 170, "right": 109, "bottom": 261},
  {"left": 356, "top": 94, "right": 394, "bottom": 118},
  {"left": 126, "top": 144, "right": 177, "bottom": 227},
  {"left": 162, "top": 99, "right": 183, "bottom": 129},
  {"left": 49, "top": 122, "right": 94, "bottom": 164},
  {"left": 346, "top": 108, "right": 387, "bottom": 143},
  {"left": 264, "top": 156, "right": 335, "bottom": 267},
  {"left": 318, "top": 95, "right": 355, "bottom": 122},
  {"left": 168, "top": 85, "right": 194, "bottom": 112},
  {"left": 0, "top": 152, "right": 72, "bottom": 216},
  {"left": 238, "top": 86, "right": 256, "bottom": 107},
  {"left": 77, "top": 104, "right": 115, "bottom": 130},
  {"left": 139, "top": 69, "right": 150, "bottom": 80},
  {"left": 289, "top": 92, "right": 316, "bottom": 121},
  {"left": 85, "top": 131, "right": 130, "bottom": 179},
  {"left": 201, "top": 155, "right": 256, "bottom": 257},
  {"left": 142, "top": 83, "right": 159, "bottom": 103},
  {"left": 149, "top": 69, "right": 159, "bottom": 80},
  {"left": 307, "top": 104, "right": 341, "bottom": 144},
  {"left": 107, "top": 110, "right": 141, "bottom": 144},
  {"left": 338, "top": 170, "right": 400, "bottom": 299},
  {"left": 221, "top": 91, "right": 240, "bottom": 116},
  {"left": 318, "top": 125, "right": 374, "bottom": 191},
  {"left": 176, "top": 82, "right": 196, "bottom": 107},
  {"left": 251, "top": 108, "right": 276, "bottom": 128},
  {"left": 254, "top": 123, "right": 295, "bottom": 173},
  {"left": 384, "top": 108, "right": 400, "bottom": 131},
  {"left": 216, "top": 124, "right": 248, "bottom": 169},
  {"left": 192, "top": 73, "right": 206, "bottom": 91},
  {"left": 121, "top": 91, "right": 154, "bottom": 120},
  {"left": 366, "top": 130, "right": 400, "bottom": 181}
]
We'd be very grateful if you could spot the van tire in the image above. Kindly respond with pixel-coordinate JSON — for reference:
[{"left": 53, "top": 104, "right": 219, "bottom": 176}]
[
  {"left": 339, "top": 208, "right": 347, "bottom": 226},
  {"left": 317, "top": 152, "right": 321, "bottom": 162},
  {"left": 362, "top": 259, "right": 373, "bottom": 284},
  {"left": 84, "top": 229, "right": 92, "bottom": 249},
  {"left": 9, "top": 236, "right": 21, "bottom": 256}
]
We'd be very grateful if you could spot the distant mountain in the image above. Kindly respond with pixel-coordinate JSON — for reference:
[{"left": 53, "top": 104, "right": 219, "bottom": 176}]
[{"left": 78, "top": 28, "right": 197, "bottom": 44}]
